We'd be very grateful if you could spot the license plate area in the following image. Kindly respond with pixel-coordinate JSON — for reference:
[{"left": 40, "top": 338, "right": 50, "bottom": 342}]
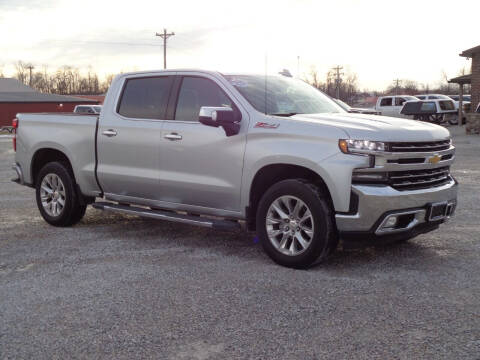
[{"left": 427, "top": 201, "right": 450, "bottom": 221}]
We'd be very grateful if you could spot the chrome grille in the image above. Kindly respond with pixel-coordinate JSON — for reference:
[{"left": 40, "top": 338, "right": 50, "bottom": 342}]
[
  {"left": 388, "top": 166, "right": 451, "bottom": 190},
  {"left": 389, "top": 140, "right": 450, "bottom": 152}
]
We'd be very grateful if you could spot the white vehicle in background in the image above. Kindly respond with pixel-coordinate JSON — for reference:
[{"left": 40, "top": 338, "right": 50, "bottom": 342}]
[
  {"left": 374, "top": 95, "right": 419, "bottom": 117},
  {"left": 73, "top": 105, "right": 102, "bottom": 114}
]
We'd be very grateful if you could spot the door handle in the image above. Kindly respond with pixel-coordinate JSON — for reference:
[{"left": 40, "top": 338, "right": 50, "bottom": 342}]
[
  {"left": 102, "top": 129, "right": 117, "bottom": 137},
  {"left": 164, "top": 133, "right": 182, "bottom": 141}
]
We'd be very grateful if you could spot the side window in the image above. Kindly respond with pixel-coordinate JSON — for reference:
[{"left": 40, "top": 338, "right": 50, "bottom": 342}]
[
  {"left": 395, "top": 97, "right": 406, "bottom": 106},
  {"left": 417, "top": 96, "right": 425, "bottom": 100},
  {"left": 380, "top": 97, "right": 392, "bottom": 106},
  {"left": 429, "top": 95, "right": 438, "bottom": 99},
  {"left": 117, "top": 76, "right": 172, "bottom": 119},
  {"left": 175, "top": 77, "right": 234, "bottom": 121}
]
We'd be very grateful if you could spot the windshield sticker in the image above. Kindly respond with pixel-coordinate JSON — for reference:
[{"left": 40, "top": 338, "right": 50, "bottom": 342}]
[{"left": 229, "top": 79, "right": 248, "bottom": 87}]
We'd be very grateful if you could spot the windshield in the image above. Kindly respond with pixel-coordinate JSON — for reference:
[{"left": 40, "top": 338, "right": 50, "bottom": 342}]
[
  {"left": 333, "top": 98, "right": 351, "bottom": 111},
  {"left": 224, "top": 75, "right": 343, "bottom": 115}
]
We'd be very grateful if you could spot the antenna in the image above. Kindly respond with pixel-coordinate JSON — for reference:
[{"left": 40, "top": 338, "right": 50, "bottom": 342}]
[{"left": 264, "top": 53, "right": 268, "bottom": 115}]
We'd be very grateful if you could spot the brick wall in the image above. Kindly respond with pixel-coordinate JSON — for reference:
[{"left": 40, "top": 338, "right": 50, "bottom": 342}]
[{"left": 471, "top": 54, "right": 480, "bottom": 113}]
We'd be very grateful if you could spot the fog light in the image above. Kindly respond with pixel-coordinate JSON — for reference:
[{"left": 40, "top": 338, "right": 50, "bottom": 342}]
[{"left": 383, "top": 216, "right": 398, "bottom": 228}]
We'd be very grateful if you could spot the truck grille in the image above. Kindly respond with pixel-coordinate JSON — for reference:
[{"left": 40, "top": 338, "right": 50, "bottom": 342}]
[
  {"left": 388, "top": 166, "right": 451, "bottom": 190},
  {"left": 389, "top": 140, "right": 450, "bottom": 152}
]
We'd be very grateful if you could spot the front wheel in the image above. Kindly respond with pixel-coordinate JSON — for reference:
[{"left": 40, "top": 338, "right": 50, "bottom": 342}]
[
  {"left": 256, "top": 179, "right": 338, "bottom": 268},
  {"left": 35, "top": 162, "right": 86, "bottom": 227}
]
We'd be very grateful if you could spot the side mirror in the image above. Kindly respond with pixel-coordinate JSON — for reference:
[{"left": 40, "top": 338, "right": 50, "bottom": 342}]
[{"left": 198, "top": 106, "right": 241, "bottom": 136}]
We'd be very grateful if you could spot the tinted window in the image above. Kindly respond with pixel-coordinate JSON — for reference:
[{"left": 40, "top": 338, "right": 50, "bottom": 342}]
[
  {"left": 395, "top": 97, "right": 407, "bottom": 106},
  {"left": 118, "top": 77, "right": 172, "bottom": 119},
  {"left": 420, "top": 102, "right": 436, "bottom": 113},
  {"left": 175, "top": 77, "right": 233, "bottom": 121},
  {"left": 439, "top": 100, "right": 454, "bottom": 110},
  {"left": 416, "top": 96, "right": 426, "bottom": 100},
  {"left": 429, "top": 95, "right": 439, "bottom": 99},
  {"left": 380, "top": 97, "right": 392, "bottom": 106}
]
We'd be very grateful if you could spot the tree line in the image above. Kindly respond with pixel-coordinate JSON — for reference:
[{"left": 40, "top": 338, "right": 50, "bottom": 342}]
[
  {"left": 11, "top": 61, "right": 115, "bottom": 95},
  {"left": 306, "top": 66, "right": 468, "bottom": 105}
]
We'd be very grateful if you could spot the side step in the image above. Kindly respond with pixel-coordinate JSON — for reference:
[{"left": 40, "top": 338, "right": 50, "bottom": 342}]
[{"left": 92, "top": 202, "right": 240, "bottom": 231}]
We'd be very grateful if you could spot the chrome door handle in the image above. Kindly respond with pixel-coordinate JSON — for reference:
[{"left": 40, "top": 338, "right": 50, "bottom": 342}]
[
  {"left": 164, "top": 133, "right": 182, "bottom": 141},
  {"left": 102, "top": 129, "right": 117, "bottom": 137}
]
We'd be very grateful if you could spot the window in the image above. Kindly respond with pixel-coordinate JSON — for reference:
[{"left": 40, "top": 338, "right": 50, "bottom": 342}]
[
  {"left": 380, "top": 97, "right": 392, "bottom": 106},
  {"left": 117, "top": 76, "right": 172, "bottom": 119},
  {"left": 420, "top": 102, "right": 436, "bottom": 113},
  {"left": 175, "top": 77, "right": 234, "bottom": 121},
  {"left": 416, "top": 96, "right": 426, "bottom": 100},
  {"left": 429, "top": 95, "right": 438, "bottom": 99},
  {"left": 395, "top": 97, "right": 407, "bottom": 106},
  {"left": 224, "top": 75, "right": 341, "bottom": 115},
  {"left": 439, "top": 100, "right": 454, "bottom": 111}
]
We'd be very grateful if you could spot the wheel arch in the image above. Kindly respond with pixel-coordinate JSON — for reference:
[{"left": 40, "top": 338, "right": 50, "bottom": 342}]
[
  {"left": 31, "top": 148, "right": 75, "bottom": 186},
  {"left": 246, "top": 163, "right": 335, "bottom": 231}
]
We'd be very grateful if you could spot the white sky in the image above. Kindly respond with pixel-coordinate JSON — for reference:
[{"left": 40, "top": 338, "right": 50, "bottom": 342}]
[{"left": 1, "top": 0, "right": 478, "bottom": 90}]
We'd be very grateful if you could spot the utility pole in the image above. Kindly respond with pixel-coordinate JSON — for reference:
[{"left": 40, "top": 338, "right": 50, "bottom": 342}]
[
  {"left": 393, "top": 78, "right": 402, "bottom": 96},
  {"left": 155, "top": 29, "right": 175, "bottom": 69},
  {"left": 297, "top": 56, "right": 300, "bottom": 78},
  {"left": 26, "top": 64, "right": 34, "bottom": 87},
  {"left": 331, "top": 65, "right": 344, "bottom": 99}
]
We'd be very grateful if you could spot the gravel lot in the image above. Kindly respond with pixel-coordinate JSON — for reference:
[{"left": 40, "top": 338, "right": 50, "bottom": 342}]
[{"left": 0, "top": 127, "right": 479, "bottom": 359}]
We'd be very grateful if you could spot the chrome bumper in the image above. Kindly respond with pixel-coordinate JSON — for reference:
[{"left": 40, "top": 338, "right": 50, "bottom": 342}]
[{"left": 335, "top": 178, "right": 458, "bottom": 234}]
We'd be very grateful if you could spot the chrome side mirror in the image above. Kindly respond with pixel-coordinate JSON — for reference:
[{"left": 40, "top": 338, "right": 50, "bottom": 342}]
[{"left": 198, "top": 106, "right": 241, "bottom": 136}]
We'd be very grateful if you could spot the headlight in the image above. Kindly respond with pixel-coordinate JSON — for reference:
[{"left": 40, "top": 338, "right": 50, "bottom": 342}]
[{"left": 338, "top": 139, "right": 386, "bottom": 154}]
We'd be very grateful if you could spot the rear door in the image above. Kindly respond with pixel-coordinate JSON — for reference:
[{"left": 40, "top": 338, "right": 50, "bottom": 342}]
[
  {"left": 158, "top": 73, "right": 248, "bottom": 212},
  {"left": 97, "top": 73, "right": 174, "bottom": 200}
]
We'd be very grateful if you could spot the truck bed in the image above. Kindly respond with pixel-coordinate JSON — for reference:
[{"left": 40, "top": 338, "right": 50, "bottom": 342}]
[{"left": 15, "top": 113, "right": 101, "bottom": 196}]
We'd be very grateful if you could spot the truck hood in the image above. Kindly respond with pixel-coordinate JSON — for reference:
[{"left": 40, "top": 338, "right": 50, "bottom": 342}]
[{"left": 290, "top": 112, "right": 450, "bottom": 142}]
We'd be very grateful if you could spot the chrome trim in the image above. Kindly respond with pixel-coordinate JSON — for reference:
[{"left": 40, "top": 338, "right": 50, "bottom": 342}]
[
  {"left": 102, "top": 129, "right": 117, "bottom": 137},
  {"left": 375, "top": 209, "right": 426, "bottom": 235},
  {"left": 95, "top": 203, "right": 215, "bottom": 228},
  {"left": 164, "top": 133, "right": 183, "bottom": 141},
  {"left": 335, "top": 179, "right": 458, "bottom": 232}
]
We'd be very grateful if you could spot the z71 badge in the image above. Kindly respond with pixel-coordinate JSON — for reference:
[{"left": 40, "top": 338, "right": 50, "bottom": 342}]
[{"left": 254, "top": 122, "right": 280, "bottom": 129}]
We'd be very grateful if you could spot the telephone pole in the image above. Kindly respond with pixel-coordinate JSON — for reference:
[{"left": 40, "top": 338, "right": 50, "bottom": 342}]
[
  {"left": 331, "top": 65, "right": 344, "bottom": 99},
  {"left": 26, "top": 64, "right": 34, "bottom": 87},
  {"left": 393, "top": 78, "right": 402, "bottom": 96},
  {"left": 155, "top": 29, "right": 175, "bottom": 69}
]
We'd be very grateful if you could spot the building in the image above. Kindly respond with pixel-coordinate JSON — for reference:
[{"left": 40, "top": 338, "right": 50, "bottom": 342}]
[
  {"left": 448, "top": 45, "right": 480, "bottom": 133},
  {"left": 0, "top": 78, "right": 100, "bottom": 127}
]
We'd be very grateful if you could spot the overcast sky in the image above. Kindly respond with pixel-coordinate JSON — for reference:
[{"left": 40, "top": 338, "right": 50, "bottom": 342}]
[{"left": 0, "top": 0, "right": 478, "bottom": 90}]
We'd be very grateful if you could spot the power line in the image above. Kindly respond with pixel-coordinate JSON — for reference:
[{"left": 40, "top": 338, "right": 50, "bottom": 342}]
[{"left": 155, "top": 29, "right": 175, "bottom": 69}]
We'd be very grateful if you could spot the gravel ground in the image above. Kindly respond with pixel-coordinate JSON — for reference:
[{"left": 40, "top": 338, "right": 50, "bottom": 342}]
[{"left": 0, "top": 127, "right": 479, "bottom": 359}]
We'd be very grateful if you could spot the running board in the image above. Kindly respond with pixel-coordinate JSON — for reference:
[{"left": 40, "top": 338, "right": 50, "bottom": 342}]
[{"left": 92, "top": 202, "right": 240, "bottom": 231}]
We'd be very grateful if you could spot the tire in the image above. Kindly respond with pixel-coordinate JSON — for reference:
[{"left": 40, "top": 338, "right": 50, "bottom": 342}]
[
  {"left": 448, "top": 116, "right": 458, "bottom": 125},
  {"left": 256, "top": 179, "right": 338, "bottom": 269},
  {"left": 35, "top": 161, "right": 87, "bottom": 227}
]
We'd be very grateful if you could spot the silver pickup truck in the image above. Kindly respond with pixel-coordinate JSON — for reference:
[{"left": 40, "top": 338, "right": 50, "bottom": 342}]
[{"left": 12, "top": 70, "right": 458, "bottom": 268}]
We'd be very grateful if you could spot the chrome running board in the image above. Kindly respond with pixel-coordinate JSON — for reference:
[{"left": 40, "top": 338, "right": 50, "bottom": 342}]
[{"left": 92, "top": 202, "right": 240, "bottom": 230}]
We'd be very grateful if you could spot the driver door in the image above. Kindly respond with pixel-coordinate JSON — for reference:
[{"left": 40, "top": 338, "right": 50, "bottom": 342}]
[{"left": 158, "top": 74, "right": 248, "bottom": 212}]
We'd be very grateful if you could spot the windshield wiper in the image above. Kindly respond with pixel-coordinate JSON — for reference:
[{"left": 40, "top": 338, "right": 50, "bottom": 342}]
[{"left": 268, "top": 112, "right": 299, "bottom": 117}]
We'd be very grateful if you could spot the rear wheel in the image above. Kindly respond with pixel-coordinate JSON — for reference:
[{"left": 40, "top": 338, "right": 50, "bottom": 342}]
[
  {"left": 35, "top": 162, "right": 87, "bottom": 227},
  {"left": 256, "top": 179, "right": 338, "bottom": 268}
]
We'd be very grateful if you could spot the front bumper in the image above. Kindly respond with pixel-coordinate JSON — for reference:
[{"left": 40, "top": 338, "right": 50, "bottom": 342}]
[{"left": 335, "top": 177, "right": 458, "bottom": 235}]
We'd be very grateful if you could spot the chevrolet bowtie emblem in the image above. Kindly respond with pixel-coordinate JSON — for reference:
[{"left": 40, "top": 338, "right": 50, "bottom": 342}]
[{"left": 428, "top": 155, "right": 441, "bottom": 164}]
